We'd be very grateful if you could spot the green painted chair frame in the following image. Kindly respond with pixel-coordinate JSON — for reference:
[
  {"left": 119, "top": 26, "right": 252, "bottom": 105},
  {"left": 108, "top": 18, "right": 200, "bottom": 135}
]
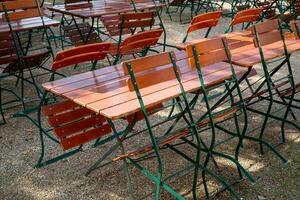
[
  {"left": 242, "top": 19, "right": 300, "bottom": 154},
  {"left": 115, "top": 40, "right": 256, "bottom": 199},
  {"left": 186, "top": 37, "right": 257, "bottom": 199},
  {"left": 119, "top": 52, "right": 203, "bottom": 199}
]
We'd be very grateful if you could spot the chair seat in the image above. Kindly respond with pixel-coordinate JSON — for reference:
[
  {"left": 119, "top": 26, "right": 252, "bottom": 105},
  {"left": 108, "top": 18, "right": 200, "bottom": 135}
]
[{"left": 114, "top": 107, "right": 239, "bottom": 161}]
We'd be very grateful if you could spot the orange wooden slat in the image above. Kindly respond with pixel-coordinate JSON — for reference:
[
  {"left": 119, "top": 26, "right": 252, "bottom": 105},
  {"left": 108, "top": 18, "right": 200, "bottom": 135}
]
[
  {"left": 60, "top": 124, "right": 112, "bottom": 150},
  {"left": 230, "top": 8, "right": 263, "bottom": 27},
  {"left": 2, "top": 8, "right": 43, "bottom": 21},
  {"left": 251, "top": 19, "right": 279, "bottom": 34},
  {"left": 0, "top": 0, "right": 41, "bottom": 11},
  {"left": 122, "top": 51, "right": 173, "bottom": 74},
  {"left": 47, "top": 107, "right": 95, "bottom": 127},
  {"left": 54, "top": 115, "right": 106, "bottom": 138},
  {"left": 127, "top": 66, "right": 177, "bottom": 91},
  {"left": 41, "top": 100, "right": 79, "bottom": 116}
]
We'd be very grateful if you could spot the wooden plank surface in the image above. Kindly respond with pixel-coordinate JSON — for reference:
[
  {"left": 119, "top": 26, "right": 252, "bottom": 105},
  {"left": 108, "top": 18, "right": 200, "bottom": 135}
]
[
  {"left": 0, "top": 17, "right": 60, "bottom": 33},
  {"left": 231, "top": 38, "right": 300, "bottom": 67},
  {"left": 42, "top": 50, "right": 248, "bottom": 119},
  {"left": 47, "top": 0, "right": 165, "bottom": 18}
]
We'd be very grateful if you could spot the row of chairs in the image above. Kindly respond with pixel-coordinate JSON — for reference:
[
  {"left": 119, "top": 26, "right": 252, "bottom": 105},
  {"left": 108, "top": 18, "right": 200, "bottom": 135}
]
[
  {"left": 112, "top": 18, "right": 300, "bottom": 199},
  {"left": 177, "top": 7, "right": 263, "bottom": 50}
]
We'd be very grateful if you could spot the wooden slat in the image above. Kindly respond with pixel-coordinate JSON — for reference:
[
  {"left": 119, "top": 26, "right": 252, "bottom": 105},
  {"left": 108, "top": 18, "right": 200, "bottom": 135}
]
[
  {"left": 42, "top": 100, "right": 79, "bottom": 116},
  {"left": 47, "top": 107, "right": 95, "bottom": 127},
  {"left": 127, "top": 67, "right": 177, "bottom": 91},
  {"left": 251, "top": 19, "right": 279, "bottom": 34},
  {"left": 60, "top": 124, "right": 112, "bottom": 150},
  {"left": 54, "top": 115, "right": 106, "bottom": 138},
  {"left": 0, "top": 0, "right": 40, "bottom": 11},
  {"left": 2, "top": 8, "right": 43, "bottom": 21},
  {"left": 230, "top": 8, "right": 263, "bottom": 27},
  {"left": 122, "top": 52, "right": 172, "bottom": 74},
  {"left": 0, "top": 17, "right": 60, "bottom": 33}
]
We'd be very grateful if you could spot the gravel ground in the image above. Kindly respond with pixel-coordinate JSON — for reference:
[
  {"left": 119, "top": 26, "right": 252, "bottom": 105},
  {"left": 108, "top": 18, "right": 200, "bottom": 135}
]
[{"left": 1, "top": 3, "right": 300, "bottom": 200}]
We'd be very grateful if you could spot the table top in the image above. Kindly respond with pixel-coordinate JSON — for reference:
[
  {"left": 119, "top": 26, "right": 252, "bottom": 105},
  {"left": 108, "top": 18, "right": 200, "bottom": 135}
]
[
  {"left": 42, "top": 50, "right": 248, "bottom": 120},
  {"left": 0, "top": 17, "right": 60, "bottom": 33},
  {"left": 48, "top": 0, "right": 165, "bottom": 18},
  {"left": 178, "top": 30, "right": 300, "bottom": 68}
]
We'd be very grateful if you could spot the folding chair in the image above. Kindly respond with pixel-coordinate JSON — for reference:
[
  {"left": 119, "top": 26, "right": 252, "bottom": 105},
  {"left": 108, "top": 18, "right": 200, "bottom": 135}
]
[
  {"left": 186, "top": 37, "right": 259, "bottom": 199},
  {"left": 176, "top": 10, "right": 222, "bottom": 50},
  {"left": 226, "top": 7, "right": 263, "bottom": 33},
  {"left": 114, "top": 47, "right": 256, "bottom": 199},
  {"left": 245, "top": 19, "right": 300, "bottom": 154},
  {"left": 1, "top": 0, "right": 56, "bottom": 55},
  {"left": 278, "top": 20, "right": 300, "bottom": 116},
  {"left": 1, "top": 0, "right": 54, "bottom": 108},
  {"left": 106, "top": 11, "right": 164, "bottom": 64},
  {"left": 0, "top": 32, "right": 25, "bottom": 125},
  {"left": 113, "top": 52, "right": 198, "bottom": 199},
  {"left": 14, "top": 42, "right": 112, "bottom": 168},
  {"left": 60, "top": 0, "right": 102, "bottom": 48}
]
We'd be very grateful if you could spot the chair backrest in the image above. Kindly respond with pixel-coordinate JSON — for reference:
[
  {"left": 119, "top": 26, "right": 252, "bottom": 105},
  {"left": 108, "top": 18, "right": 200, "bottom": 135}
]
[
  {"left": 64, "top": 0, "right": 92, "bottom": 10},
  {"left": 120, "top": 11, "right": 155, "bottom": 30},
  {"left": 187, "top": 11, "right": 222, "bottom": 34},
  {"left": 230, "top": 8, "right": 263, "bottom": 27},
  {"left": 291, "top": 20, "right": 300, "bottom": 39},
  {"left": 0, "top": 32, "right": 18, "bottom": 65},
  {"left": 251, "top": 19, "right": 282, "bottom": 46},
  {"left": 52, "top": 42, "right": 111, "bottom": 71},
  {"left": 65, "top": 0, "right": 90, "bottom": 3},
  {"left": 0, "top": 0, "right": 43, "bottom": 21},
  {"left": 119, "top": 28, "right": 163, "bottom": 54},
  {"left": 100, "top": 11, "right": 155, "bottom": 37},
  {"left": 186, "top": 37, "right": 228, "bottom": 70},
  {"left": 122, "top": 52, "right": 177, "bottom": 91}
]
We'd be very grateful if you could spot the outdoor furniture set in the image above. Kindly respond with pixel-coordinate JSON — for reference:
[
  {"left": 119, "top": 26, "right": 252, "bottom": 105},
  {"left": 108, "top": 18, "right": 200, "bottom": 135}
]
[{"left": 1, "top": 0, "right": 300, "bottom": 199}]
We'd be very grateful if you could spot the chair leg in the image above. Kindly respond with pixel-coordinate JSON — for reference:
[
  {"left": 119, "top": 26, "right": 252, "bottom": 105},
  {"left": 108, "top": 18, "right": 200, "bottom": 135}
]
[{"left": 0, "top": 86, "right": 6, "bottom": 125}]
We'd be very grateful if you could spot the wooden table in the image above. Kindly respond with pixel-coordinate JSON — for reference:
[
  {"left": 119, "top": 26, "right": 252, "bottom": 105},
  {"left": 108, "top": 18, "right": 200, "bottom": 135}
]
[
  {"left": 42, "top": 50, "right": 248, "bottom": 120},
  {"left": 0, "top": 17, "right": 60, "bottom": 33},
  {"left": 47, "top": 0, "right": 165, "bottom": 19}
]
